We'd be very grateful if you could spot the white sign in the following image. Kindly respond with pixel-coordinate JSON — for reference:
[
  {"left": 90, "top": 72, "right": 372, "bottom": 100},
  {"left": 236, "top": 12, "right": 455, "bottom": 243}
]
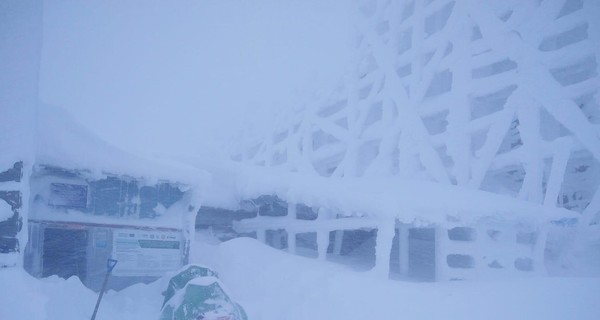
[{"left": 112, "top": 228, "right": 183, "bottom": 277}]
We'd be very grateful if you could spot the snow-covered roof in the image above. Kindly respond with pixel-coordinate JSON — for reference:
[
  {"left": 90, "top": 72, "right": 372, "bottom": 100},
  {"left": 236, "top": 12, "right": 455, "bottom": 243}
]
[{"left": 35, "top": 105, "right": 209, "bottom": 187}]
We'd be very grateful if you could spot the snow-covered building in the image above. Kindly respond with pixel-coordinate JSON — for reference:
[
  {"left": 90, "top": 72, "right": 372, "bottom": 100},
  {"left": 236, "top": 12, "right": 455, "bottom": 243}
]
[
  {"left": 2, "top": 0, "right": 599, "bottom": 287},
  {"left": 22, "top": 107, "right": 207, "bottom": 290},
  {"left": 2, "top": 105, "right": 207, "bottom": 291},
  {"left": 1, "top": 3, "right": 207, "bottom": 290}
]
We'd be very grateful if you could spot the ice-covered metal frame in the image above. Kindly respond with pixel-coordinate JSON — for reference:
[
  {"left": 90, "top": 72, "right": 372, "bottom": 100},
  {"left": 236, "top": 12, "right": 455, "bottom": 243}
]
[
  {"left": 236, "top": 0, "right": 600, "bottom": 229},
  {"left": 232, "top": 0, "right": 600, "bottom": 280}
]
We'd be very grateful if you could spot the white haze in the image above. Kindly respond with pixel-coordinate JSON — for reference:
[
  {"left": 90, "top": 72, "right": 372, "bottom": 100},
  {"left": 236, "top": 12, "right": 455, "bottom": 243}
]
[{"left": 39, "top": 0, "right": 355, "bottom": 158}]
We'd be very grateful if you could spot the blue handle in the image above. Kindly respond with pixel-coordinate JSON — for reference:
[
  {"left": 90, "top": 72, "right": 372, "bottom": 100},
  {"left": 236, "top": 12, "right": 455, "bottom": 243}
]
[{"left": 107, "top": 259, "right": 118, "bottom": 273}]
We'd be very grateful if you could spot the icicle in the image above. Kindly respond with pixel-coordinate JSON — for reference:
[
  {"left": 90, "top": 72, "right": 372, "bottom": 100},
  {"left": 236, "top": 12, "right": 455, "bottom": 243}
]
[
  {"left": 373, "top": 220, "right": 395, "bottom": 278},
  {"left": 317, "top": 231, "right": 329, "bottom": 261}
]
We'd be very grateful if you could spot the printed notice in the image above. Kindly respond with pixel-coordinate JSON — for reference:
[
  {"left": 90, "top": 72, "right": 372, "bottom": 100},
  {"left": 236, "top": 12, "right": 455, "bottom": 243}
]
[{"left": 112, "top": 229, "right": 183, "bottom": 277}]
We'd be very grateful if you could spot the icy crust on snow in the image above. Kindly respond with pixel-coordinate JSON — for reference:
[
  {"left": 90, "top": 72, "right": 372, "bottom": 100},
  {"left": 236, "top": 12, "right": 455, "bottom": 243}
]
[
  {"left": 202, "top": 161, "right": 577, "bottom": 225},
  {"left": 35, "top": 105, "right": 209, "bottom": 187}
]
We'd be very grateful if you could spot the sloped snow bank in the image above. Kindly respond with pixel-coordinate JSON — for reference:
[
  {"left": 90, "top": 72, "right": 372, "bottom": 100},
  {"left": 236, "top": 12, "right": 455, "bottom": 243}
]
[
  {"left": 0, "top": 269, "right": 99, "bottom": 319},
  {"left": 0, "top": 268, "right": 165, "bottom": 320},
  {"left": 194, "top": 237, "right": 600, "bottom": 320},
  {"left": 0, "top": 269, "right": 46, "bottom": 319},
  {"left": 2, "top": 237, "right": 599, "bottom": 319}
]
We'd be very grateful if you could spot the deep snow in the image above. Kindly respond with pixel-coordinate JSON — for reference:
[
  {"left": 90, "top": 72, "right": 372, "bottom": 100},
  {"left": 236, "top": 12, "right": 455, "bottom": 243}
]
[
  {"left": 2, "top": 236, "right": 599, "bottom": 320},
  {"left": 2, "top": 0, "right": 600, "bottom": 319}
]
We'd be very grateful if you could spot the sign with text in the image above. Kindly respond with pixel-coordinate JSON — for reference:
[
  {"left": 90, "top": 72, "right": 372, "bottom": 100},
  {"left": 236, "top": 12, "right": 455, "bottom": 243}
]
[
  {"left": 112, "top": 229, "right": 183, "bottom": 277},
  {"left": 49, "top": 183, "right": 87, "bottom": 209}
]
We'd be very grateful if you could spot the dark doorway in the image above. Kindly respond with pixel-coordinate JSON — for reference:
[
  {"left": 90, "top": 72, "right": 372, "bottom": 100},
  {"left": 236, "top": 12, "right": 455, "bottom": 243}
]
[
  {"left": 408, "top": 228, "right": 436, "bottom": 281},
  {"left": 42, "top": 228, "right": 88, "bottom": 281}
]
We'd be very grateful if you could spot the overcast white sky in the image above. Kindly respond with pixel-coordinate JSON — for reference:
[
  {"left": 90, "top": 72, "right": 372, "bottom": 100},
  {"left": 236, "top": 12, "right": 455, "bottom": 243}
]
[{"left": 39, "top": 0, "right": 355, "bottom": 159}]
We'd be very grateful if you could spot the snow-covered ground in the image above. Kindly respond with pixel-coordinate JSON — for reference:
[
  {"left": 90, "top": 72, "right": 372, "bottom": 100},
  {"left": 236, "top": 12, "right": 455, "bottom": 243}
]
[
  {"left": 2, "top": 236, "right": 599, "bottom": 320},
  {"left": 2, "top": 1, "right": 599, "bottom": 319}
]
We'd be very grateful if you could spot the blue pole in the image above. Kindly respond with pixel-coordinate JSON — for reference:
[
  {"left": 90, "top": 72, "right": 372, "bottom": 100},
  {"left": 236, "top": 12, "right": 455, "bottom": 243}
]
[{"left": 90, "top": 259, "right": 118, "bottom": 320}]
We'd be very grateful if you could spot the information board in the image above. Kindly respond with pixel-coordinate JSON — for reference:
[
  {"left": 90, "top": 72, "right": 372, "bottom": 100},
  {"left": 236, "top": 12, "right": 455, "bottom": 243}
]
[
  {"left": 112, "top": 228, "right": 183, "bottom": 277},
  {"left": 49, "top": 183, "right": 88, "bottom": 209}
]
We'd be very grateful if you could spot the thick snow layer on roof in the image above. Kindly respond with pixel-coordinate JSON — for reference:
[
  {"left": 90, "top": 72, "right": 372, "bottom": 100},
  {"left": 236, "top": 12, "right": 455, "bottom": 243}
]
[
  {"left": 201, "top": 162, "right": 577, "bottom": 224},
  {"left": 35, "top": 105, "right": 209, "bottom": 187},
  {"left": 176, "top": 154, "right": 246, "bottom": 210}
]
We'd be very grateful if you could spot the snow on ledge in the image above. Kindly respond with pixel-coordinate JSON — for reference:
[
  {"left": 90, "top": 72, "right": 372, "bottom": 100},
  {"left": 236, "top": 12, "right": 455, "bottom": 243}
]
[{"left": 223, "top": 164, "right": 579, "bottom": 225}]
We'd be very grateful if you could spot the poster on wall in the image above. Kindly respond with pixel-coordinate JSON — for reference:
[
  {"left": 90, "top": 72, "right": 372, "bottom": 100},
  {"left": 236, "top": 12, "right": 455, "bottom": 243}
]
[
  {"left": 112, "top": 228, "right": 183, "bottom": 277},
  {"left": 49, "top": 183, "right": 88, "bottom": 209}
]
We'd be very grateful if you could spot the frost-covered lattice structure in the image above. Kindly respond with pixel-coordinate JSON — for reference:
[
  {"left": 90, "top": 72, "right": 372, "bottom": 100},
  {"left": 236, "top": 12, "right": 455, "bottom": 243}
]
[{"left": 231, "top": 0, "right": 600, "bottom": 280}]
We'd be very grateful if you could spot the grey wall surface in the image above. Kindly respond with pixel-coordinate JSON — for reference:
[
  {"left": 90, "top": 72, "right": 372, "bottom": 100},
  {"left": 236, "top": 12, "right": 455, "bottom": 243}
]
[{"left": 0, "top": 0, "right": 43, "bottom": 267}]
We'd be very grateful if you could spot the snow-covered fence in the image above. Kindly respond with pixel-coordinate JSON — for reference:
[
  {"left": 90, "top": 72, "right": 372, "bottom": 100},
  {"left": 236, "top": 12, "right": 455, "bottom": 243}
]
[
  {"left": 228, "top": 193, "right": 556, "bottom": 281},
  {"left": 434, "top": 224, "right": 544, "bottom": 281},
  {"left": 235, "top": 215, "right": 546, "bottom": 281},
  {"left": 234, "top": 204, "right": 381, "bottom": 262}
]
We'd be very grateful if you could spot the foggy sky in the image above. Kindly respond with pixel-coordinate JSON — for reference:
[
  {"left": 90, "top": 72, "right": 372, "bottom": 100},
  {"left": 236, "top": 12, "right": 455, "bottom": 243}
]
[{"left": 39, "top": 0, "right": 355, "bottom": 159}]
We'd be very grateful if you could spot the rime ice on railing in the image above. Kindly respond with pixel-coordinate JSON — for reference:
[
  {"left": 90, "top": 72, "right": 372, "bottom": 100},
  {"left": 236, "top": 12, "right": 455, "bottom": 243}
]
[
  {"left": 231, "top": 0, "right": 600, "bottom": 280},
  {"left": 237, "top": 0, "right": 600, "bottom": 224}
]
